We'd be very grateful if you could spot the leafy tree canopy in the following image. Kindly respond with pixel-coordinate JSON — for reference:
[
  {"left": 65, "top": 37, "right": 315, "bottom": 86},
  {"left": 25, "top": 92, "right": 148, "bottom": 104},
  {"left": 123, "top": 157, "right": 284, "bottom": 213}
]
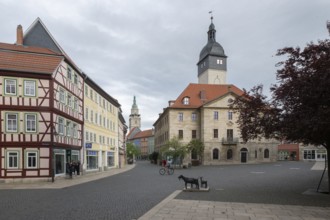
[
  {"left": 160, "top": 137, "right": 187, "bottom": 161},
  {"left": 232, "top": 39, "right": 330, "bottom": 192},
  {"left": 126, "top": 142, "right": 140, "bottom": 158}
]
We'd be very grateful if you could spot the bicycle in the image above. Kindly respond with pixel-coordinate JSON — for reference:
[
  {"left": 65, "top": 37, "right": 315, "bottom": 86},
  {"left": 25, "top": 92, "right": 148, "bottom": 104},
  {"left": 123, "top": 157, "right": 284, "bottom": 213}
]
[{"left": 159, "top": 166, "right": 174, "bottom": 175}]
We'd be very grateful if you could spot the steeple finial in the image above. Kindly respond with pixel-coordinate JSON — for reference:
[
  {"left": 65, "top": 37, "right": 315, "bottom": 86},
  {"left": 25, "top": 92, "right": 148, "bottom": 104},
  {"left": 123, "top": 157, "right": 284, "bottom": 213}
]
[{"left": 209, "top": 11, "right": 213, "bottom": 23}]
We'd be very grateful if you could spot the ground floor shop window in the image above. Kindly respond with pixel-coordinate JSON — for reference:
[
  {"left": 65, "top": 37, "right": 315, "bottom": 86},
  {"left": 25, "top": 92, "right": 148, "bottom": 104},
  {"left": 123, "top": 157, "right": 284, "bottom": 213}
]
[
  {"left": 71, "top": 150, "right": 80, "bottom": 162},
  {"left": 107, "top": 152, "right": 114, "bottom": 167},
  {"left": 87, "top": 151, "right": 98, "bottom": 170},
  {"left": 304, "top": 150, "right": 315, "bottom": 160},
  {"left": 304, "top": 149, "right": 326, "bottom": 161}
]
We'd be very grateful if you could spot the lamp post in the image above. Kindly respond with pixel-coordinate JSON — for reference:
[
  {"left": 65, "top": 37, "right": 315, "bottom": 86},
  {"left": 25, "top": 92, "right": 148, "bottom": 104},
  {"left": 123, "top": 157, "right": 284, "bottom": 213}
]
[{"left": 327, "top": 21, "right": 330, "bottom": 35}]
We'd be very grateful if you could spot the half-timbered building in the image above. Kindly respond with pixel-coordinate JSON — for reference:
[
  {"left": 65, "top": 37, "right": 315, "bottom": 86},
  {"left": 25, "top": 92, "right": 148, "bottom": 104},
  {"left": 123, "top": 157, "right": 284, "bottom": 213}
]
[{"left": 0, "top": 19, "right": 84, "bottom": 182}]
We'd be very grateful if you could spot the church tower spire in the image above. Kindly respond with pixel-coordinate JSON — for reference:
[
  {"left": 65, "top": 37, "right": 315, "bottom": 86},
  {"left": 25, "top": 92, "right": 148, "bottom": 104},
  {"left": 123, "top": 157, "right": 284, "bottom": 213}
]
[
  {"left": 197, "top": 15, "right": 227, "bottom": 84},
  {"left": 129, "top": 96, "right": 141, "bottom": 130}
]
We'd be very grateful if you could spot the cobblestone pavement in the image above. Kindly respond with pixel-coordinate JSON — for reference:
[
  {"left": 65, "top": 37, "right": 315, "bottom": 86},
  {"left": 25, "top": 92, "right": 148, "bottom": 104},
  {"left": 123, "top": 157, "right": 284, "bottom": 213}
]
[
  {"left": 0, "top": 161, "right": 329, "bottom": 220},
  {"left": 139, "top": 190, "right": 330, "bottom": 220}
]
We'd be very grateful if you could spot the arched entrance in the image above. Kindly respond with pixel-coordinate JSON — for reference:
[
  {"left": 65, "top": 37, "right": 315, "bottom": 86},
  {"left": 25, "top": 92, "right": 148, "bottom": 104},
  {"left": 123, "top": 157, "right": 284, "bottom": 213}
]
[{"left": 240, "top": 148, "right": 248, "bottom": 163}]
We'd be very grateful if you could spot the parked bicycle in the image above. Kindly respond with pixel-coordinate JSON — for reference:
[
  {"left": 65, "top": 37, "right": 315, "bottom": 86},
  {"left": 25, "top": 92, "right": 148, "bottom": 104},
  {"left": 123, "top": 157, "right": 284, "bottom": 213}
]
[{"left": 159, "top": 165, "right": 174, "bottom": 175}]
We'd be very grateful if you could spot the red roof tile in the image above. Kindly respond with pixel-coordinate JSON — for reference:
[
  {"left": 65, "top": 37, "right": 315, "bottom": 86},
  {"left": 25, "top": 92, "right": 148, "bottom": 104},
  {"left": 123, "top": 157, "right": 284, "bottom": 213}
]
[
  {"left": 0, "top": 43, "right": 63, "bottom": 74},
  {"left": 133, "top": 129, "right": 154, "bottom": 139},
  {"left": 170, "top": 83, "right": 244, "bottom": 109}
]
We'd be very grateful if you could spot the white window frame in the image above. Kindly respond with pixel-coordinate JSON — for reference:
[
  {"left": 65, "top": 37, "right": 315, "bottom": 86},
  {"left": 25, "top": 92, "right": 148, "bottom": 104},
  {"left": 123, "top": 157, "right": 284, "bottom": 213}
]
[
  {"left": 74, "top": 73, "right": 78, "bottom": 85},
  {"left": 67, "top": 67, "right": 72, "bottom": 80},
  {"left": 5, "top": 78, "right": 17, "bottom": 95},
  {"left": 183, "top": 97, "right": 189, "bottom": 105},
  {"left": 85, "top": 85, "right": 88, "bottom": 97},
  {"left": 178, "top": 112, "right": 183, "bottom": 121},
  {"left": 59, "top": 87, "right": 66, "bottom": 104},
  {"left": 214, "top": 111, "right": 219, "bottom": 120},
  {"left": 25, "top": 113, "right": 37, "bottom": 133},
  {"left": 228, "top": 111, "right": 233, "bottom": 120},
  {"left": 72, "top": 123, "right": 77, "bottom": 138},
  {"left": 67, "top": 94, "right": 72, "bottom": 107},
  {"left": 6, "top": 113, "right": 18, "bottom": 132},
  {"left": 7, "top": 151, "right": 19, "bottom": 169},
  {"left": 24, "top": 80, "right": 36, "bottom": 97},
  {"left": 85, "top": 108, "right": 89, "bottom": 120},
  {"left": 58, "top": 117, "right": 64, "bottom": 135},
  {"left": 90, "top": 132, "right": 93, "bottom": 142},
  {"left": 74, "top": 97, "right": 78, "bottom": 111},
  {"left": 192, "top": 113, "right": 197, "bottom": 121},
  {"left": 66, "top": 121, "right": 72, "bottom": 136},
  {"left": 26, "top": 151, "right": 38, "bottom": 169},
  {"left": 86, "top": 131, "right": 89, "bottom": 141}
]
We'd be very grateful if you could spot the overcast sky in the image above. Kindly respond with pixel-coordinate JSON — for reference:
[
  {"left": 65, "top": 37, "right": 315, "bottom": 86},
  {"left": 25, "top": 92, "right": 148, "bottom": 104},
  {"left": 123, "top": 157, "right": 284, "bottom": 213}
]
[{"left": 1, "top": 0, "right": 329, "bottom": 130}]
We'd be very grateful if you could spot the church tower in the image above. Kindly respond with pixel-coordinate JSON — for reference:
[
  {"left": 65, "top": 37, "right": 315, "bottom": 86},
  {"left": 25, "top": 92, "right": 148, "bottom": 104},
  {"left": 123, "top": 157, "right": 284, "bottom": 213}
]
[
  {"left": 197, "top": 16, "right": 227, "bottom": 84},
  {"left": 129, "top": 96, "right": 141, "bottom": 130}
]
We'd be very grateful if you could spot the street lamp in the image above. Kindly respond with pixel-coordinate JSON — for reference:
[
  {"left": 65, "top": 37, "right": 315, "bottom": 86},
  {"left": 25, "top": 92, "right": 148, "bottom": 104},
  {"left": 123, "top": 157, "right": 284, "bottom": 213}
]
[{"left": 327, "top": 20, "right": 330, "bottom": 35}]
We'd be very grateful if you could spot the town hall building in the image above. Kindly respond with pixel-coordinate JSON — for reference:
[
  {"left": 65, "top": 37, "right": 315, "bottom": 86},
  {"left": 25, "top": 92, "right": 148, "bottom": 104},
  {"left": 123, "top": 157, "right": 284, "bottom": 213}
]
[{"left": 153, "top": 17, "right": 279, "bottom": 165}]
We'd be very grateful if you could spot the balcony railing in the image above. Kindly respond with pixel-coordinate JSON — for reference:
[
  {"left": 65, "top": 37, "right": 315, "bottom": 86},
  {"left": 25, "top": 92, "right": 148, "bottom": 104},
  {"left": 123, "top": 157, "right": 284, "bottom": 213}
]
[{"left": 222, "top": 137, "right": 239, "bottom": 145}]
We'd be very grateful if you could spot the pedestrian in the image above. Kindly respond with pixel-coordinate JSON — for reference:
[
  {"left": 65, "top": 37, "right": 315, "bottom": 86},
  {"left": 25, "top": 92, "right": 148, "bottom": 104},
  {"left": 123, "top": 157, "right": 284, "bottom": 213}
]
[
  {"left": 76, "top": 161, "right": 81, "bottom": 175},
  {"left": 70, "top": 162, "right": 75, "bottom": 177},
  {"left": 66, "top": 161, "right": 73, "bottom": 178}
]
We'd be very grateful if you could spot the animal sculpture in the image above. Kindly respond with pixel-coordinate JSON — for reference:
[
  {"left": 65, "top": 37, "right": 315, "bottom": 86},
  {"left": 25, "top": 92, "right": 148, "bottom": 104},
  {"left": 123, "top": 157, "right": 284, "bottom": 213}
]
[
  {"left": 178, "top": 175, "right": 199, "bottom": 189},
  {"left": 200, "top": 177, "right": 208, "bottom": 188}
]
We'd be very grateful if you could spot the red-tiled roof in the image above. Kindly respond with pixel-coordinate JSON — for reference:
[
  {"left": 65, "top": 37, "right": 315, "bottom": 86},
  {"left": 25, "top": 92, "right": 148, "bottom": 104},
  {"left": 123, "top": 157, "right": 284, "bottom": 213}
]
[
  {"left": 133, "top": 129, "right": 154, "bottom": 139},
  {"left": 0, "top": 43, "right": 63, "bottom": 74},
  {"left": 170, "top": 83, "right": 244, "bottom": 109},
  {"left": 126, "top": 127, "right": 139, "bottom": 139}
]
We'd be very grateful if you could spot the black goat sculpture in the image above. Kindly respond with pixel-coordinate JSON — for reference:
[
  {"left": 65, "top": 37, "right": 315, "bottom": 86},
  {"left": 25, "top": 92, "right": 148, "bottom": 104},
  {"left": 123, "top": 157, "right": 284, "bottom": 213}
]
[
  {"left": 178, "top": 175, "right": 199, "bottom": 189},
  {"left": 200, "top": 177, "right": 208, "bottom": 188}
]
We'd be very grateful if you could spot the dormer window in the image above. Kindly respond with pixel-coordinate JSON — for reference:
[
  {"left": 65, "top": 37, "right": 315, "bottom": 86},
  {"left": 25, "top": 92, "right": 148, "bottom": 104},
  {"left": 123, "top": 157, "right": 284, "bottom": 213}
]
[{"left": 182, "top": 97, "right": 190, "bottom": 105}]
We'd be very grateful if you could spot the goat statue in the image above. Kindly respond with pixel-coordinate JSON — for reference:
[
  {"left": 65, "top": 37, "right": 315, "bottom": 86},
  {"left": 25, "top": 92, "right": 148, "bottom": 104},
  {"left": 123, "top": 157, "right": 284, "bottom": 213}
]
[{"left": 178, "top": 175, "right": 199, "bottom": 189}]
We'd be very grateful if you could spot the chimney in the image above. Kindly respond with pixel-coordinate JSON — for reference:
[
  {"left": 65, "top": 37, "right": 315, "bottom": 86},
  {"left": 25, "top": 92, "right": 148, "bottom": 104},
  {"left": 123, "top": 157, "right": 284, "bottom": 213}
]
[{"left": 16, "top": 25, "right": 23, "bottom": 45}]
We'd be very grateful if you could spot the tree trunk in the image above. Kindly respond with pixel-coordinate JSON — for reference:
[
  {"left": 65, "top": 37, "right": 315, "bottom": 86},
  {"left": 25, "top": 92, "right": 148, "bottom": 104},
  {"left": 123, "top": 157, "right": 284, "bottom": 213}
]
[{"left": 326, "top": 146, "right": 330, "bottom": 194}]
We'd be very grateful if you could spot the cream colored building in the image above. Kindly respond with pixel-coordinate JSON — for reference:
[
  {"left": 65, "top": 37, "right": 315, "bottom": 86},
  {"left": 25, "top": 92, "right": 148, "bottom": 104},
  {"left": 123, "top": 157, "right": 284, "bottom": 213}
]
[
  {"left": 83, "top": 76, "right": 121, "bottom": 172},
  {"left": 154, "top": 18, "right": 278, "bottom": 165}
]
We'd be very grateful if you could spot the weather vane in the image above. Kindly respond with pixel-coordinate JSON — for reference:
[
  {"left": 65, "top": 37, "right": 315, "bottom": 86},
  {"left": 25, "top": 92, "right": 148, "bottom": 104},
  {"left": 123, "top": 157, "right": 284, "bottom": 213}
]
[{"left": 209, "top": 10, "right": 213, "bottom": 22}]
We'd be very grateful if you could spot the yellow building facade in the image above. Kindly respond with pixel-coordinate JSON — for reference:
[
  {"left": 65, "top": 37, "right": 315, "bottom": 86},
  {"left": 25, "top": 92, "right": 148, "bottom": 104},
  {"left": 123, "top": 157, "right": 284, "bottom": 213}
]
[{"left": 83, "top": 77, "right": 120, "bottom": 173}]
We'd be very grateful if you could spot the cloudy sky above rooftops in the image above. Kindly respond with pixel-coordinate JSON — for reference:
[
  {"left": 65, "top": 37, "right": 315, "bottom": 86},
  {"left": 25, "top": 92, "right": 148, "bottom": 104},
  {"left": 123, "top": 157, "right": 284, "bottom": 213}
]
[{"left": 1, "top": 0, "right": 329, "bottom": 130}]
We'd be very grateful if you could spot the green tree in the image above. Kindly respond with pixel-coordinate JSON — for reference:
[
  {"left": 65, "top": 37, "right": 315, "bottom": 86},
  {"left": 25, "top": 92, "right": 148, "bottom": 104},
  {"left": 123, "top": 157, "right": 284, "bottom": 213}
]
[
  {"left": 160, "top": 137, "right": 187, "bottom": 165},
  {"left": 126, "top": 142, "right": 140, "bottom": 159},
  {"left": 232, "top": 39, "right": 330, "bottom": 193},
  {"left": 187, "top": 139, "right": 205, "bottom": 164}
]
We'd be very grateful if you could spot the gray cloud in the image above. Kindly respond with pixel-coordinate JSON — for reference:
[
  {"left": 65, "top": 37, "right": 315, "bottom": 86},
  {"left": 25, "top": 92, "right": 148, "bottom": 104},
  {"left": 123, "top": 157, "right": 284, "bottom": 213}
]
[{"left": 1, "top": 0, "right": 329, "bottom": 130}]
